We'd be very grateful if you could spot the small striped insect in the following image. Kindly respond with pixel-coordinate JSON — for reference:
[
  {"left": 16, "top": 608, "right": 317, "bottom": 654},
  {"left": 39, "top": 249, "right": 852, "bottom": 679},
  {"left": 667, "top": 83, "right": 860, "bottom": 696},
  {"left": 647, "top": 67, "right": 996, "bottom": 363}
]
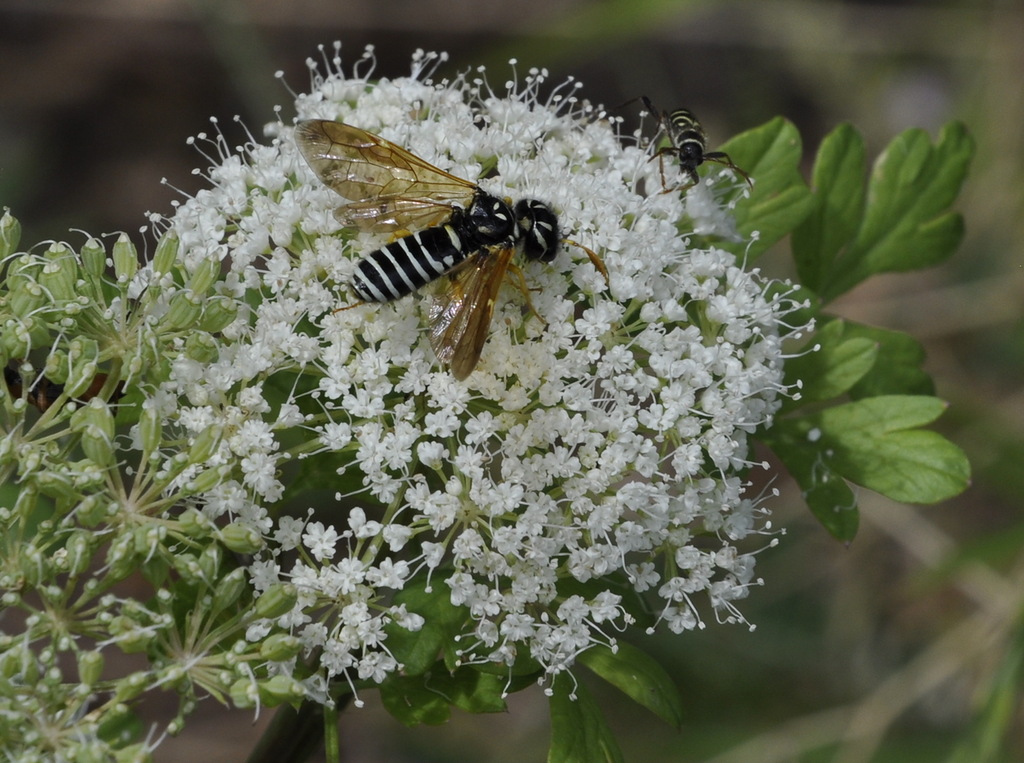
[
  {"left": 639, "top": 96, "right": 752, "bottom": 193},
  {"left": 295, "top": 119, "right": 605, "bottom": 379}
]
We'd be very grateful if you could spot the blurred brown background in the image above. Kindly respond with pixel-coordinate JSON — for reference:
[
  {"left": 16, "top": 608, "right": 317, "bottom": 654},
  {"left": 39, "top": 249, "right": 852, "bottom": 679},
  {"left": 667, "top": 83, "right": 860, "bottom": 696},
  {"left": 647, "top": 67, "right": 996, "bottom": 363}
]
[{"left": 2, "top": 1, "right": 1022, "bottom": 761}]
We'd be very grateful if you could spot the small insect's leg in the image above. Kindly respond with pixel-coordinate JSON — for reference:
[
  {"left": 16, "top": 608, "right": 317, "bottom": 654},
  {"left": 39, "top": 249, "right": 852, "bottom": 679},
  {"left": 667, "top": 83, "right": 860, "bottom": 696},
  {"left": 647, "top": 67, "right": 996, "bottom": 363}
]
[
  {"left": 506, "top": 263, "right": 547, "bottom": 327},
  {"left": 562, "top": 239, "right": 609, "bottom": 285},
  {"left": 703, "top": 152, "right": 754, "bottom": 188},
  {"left": 332, "top": 299, "right": 367, "bottom": 315}
]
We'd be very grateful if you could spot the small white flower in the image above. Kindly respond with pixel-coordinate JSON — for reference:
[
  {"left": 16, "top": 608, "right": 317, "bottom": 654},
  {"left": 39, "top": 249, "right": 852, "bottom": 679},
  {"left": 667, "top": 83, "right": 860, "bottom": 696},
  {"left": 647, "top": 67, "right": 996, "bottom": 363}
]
[{"left": 302, "top": 521, "right": 340, "bottom": 561}]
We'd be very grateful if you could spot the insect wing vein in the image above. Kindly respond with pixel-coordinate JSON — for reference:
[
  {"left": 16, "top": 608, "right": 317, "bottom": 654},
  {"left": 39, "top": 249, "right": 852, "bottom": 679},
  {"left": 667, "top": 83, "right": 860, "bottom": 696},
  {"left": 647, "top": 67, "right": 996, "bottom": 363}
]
[
  {"left": 296, "top": 120, "right": 478, "bottom": 232},
  {"left": 428, "top": 245, "right": 517, "bottom": 380}
]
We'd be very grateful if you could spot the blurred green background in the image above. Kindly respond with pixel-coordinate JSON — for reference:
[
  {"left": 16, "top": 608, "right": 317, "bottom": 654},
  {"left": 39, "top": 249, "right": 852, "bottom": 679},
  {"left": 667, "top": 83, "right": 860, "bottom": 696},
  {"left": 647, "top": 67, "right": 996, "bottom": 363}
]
[{"left": 1, "top": 0, "right": 1021, "bottom": 760}]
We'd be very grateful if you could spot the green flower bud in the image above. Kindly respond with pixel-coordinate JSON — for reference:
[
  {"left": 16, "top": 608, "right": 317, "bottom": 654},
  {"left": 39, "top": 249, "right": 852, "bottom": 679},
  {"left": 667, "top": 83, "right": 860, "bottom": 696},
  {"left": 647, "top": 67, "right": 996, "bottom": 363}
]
[
  {"left": 19, "top": 547, "right": 49, "bottom": 588},
  {"left": 34, "top": 470, "right": 82, "bottom": 504},
  {"left": 71, "top": 398, "right": 116, "bottom": 440},
  {"left": 81, "top": 425, "right": 114, "bottom": 466},
  {"left": 259, "top": 633, "right": 302, "bottom": 662},
  {"left": 4, "top": 645, "right": 40, "bottom": 684},
  {"left": 68, "top": 336, "right": 100, "bottom": 366},
  {"left": 212, "top": 568, "right": 249, "bottom": 611},
  {"left": 7, "top": 271, "right": 45, "bottom": 316},
  {"left": 132, "top": 524, "right": 166, "bottom": 557},
  {"left": 108, "top": 618, "right": 157, "bottom": 654},
  {"left": 170, "top": 551, "right": 201, "bottom": 583},
  {"left": 0, "top": 208, "right": 21, "bottom": 257},
  {"left": 183, "top": 465, "right": 226, "bottom": 496},
  {"left": 74, "top": 404, "right": 117, "bottom": 466},
  {"left": 111, "top": 233, "right": 138, "bottom": 284},
  {"left": 259, "top": 674, "right": 306, "bottom": 706},
  {"left": 77, "top": 650, "right": 104, "bottom": 686},
  {"left": 217, "top": 522, "right": 264, "bottom": 555},
  {"left": 44, "top": 350, "right": 69, "bottom": 384},
  {"left": 178, "top": 507, "right": 213, "bottom": 537},
  {"left": 187, "top": 257, "right": 219, "bottom": 297},
  {"left": 65, "top": 530, "right": 93, "bottom": 577},
  {"left": 38, "top": 243, "right": 79, "bottom": 303},
  {"left": 77, "top": 494, "right": 109, "bottom": 527},
  {"left": 152, "top": 229, "right": 180, "bottom": 275},
  {"left": 197, "top": 543, "right": 224, "bottom": 582},
  {"left": 80, "top": 237, "right": 106, "bottom": 277},
  {"left": 163, "top": 289, "right": 203, "bottom": 331},
  {"left": 229, "top": 677, "right": 259, "bottom": 708},
  {"left": 12, "top": 479, "right": 38, "bottom": 514},
  {"left": 113, "top": 670, "right": 150, "bottom": 700},
  {"left": 200, "top": 295, "right": 239, "bottom": 333},
  {"left": 183, "top": 331, "right": 219, "bottom": 363},
  {"left": 137, "top": 406, "right": 162, "bottom": 455},
  {"left": 252, "top": 583, "right": 298, "bottom": 620},
  {"left": 105, "top": 535, "right": 139, "bottom": 583},
  {"left": 64, "top": 360, "right": 99, "bottom": 399},
  {"left": 187, "top": 425, "right": 221, "bottom": 463},
  {"left": 112, "top": 743, "right": 151, "bottom": 763},
  {"left": 1, "top": 322, "right": 29, "bottom": 358}
]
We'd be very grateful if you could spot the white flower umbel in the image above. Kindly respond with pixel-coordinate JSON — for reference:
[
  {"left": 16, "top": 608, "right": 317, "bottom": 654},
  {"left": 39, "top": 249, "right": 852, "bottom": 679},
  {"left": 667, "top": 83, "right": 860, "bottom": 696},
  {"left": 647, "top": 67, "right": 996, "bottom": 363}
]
[{"left": 167, "top": 45, "right": 798, "bottom": 691}]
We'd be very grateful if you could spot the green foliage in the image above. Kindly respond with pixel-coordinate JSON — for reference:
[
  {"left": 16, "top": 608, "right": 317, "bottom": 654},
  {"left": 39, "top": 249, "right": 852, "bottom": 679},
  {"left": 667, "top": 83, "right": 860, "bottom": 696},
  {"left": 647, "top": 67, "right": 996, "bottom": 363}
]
[
  {"left": 717, "top": 118, "right": 816, "bottom": 260},
  {"left": 723, "top": 117, "right": 974, "bottom": 541},
  {"left": 549, "top": 676, "right": 625, "bottom": 763},
  {"left": 577, "top": 642, "right": 684, "bottom": 728}
]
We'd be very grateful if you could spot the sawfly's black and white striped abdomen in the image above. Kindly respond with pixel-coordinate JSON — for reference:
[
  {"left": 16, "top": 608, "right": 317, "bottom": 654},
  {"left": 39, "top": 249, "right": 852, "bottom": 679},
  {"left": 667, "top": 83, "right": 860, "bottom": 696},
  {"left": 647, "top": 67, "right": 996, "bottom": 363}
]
[
  {"left": 350, "top": 193, "right": 560, "bottom": 303},
  {"left": 350, "top": 221, "right": 474, "bottom": 303}
]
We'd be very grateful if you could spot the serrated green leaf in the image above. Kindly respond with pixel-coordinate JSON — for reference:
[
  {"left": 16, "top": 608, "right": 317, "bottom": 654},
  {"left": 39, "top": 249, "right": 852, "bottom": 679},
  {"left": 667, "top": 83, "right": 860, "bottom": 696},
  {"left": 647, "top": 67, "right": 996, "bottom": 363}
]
[
  {"left": 548, "top": 675, "right": 624, "bottom": 763},
  {"left": 577, "top": 642, "right": 683, "bottom": 727},
  {"left": 791, "top": 123, "right": 867, "bottom": 290},
  {"left": 386, "top": 579, "right": 468, "bottom": 676},
  {"left": 715, "top": 117, "right": 815, "bottom": 260},
  {"left": 820, "top": 122, "right": 974, "bottom": 301},
  {"left": 780, "top": 319, "right": 878, "bottom": 410},
  {"left": 378, "top": 674, "right": 451, "bottom": 726}
]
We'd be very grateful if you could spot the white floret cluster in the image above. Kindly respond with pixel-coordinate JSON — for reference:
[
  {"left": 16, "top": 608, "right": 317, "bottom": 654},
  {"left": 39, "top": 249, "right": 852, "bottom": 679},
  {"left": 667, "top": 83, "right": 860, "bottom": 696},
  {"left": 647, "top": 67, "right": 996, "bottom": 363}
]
[{"left": 162, "top": 44, "right": 796, "bottom": 692}]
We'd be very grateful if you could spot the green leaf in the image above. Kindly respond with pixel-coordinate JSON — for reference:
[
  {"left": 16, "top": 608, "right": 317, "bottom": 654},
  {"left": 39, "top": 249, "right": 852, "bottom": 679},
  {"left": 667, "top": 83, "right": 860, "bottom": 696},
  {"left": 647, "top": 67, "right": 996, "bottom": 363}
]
[
  {"left": 791, "top": 123, "right": 867, "bottom": 291},
  {"left": 548, "top": 675, "right": 624, "bottom": 763},
  {"left": 386, "top": 578, "right": 469, "bottom": 676},
  {"left": 780, "top": 319, "right": 935, "bottom": 414},
  {"left": 763, "top": 395, "right": 970, "bottom": 540},
  {"left": 577, "top": 642, "right": 683, "bottom": 727},
  {"left": 378, "top": 674, "right": 451, "bottom": 726},
  {"left": 779, "top": 319, "right": 878, "bottom": 411},
  {"left": 769, "top": 394, "right": 968, "bottom": 511},
  {"left": 377, "top": 667, "right": 509, "bottom": 726},
  {"left": 842, "top": 322, "right": 935, "bottom": 397},
  {"left": 716, "top": 117, "right": 815, "bottom": 260},
  {"left": 760, "top": 423, "right": 861, "bottom": 541},
  {"left": 817, "top": 397, "right": 970, "bottom": 502},
  {"left": 818, "top": 122, "right": 975, "bottom": 301},
  {"left": 428, "top": 667, "right": 509, "bottom": 715}
]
